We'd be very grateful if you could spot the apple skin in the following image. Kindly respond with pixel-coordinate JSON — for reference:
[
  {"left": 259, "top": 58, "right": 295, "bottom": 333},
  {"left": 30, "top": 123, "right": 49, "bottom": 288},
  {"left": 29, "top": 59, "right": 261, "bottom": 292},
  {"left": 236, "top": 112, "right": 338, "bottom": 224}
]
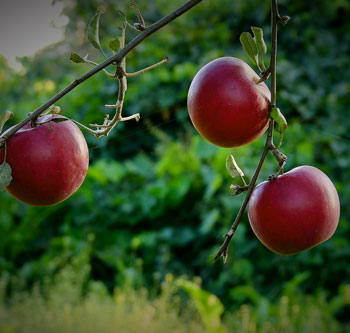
[
  {"left": 247, "top": 166, "right": 340, "bottom": 255},
  {"left": 187, "top": 57, "right": 270, "bottom": 148},
  {"left": 0, "top": 115, "right": 89, "bottom": 206}
]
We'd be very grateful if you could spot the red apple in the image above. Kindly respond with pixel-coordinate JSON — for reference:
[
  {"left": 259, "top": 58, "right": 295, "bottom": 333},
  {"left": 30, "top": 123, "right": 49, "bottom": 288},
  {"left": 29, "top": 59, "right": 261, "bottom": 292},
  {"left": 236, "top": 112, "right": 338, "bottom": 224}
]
[
  {"left": 247, "top": 166, "right": 340, "bottom": 255},
  {"left": 0, "top": 114, "right": 89, "bottom": 206},
  {"left": 187, "top": 57, "right": 270, "bottom": 148}
]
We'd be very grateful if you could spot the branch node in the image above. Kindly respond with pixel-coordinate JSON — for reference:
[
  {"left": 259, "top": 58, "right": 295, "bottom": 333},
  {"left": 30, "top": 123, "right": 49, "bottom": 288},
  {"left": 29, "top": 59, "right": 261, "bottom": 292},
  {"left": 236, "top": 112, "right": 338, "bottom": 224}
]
[
  {"left": 103, "top": 113, "right": 110, "bottom": 125},
  {"left": 134, "top": 23, "right": 146, "bottom": 31},
  {"left": 270, "top": 145, "right": 287, "bottom": 168},
  {"left": 279, "top": 15, "right": 291, "bottom": 25},
  {"left": 256, "top": 68, "right": 271, "bottom": 84},
  {"left": 229, "top": 184, "right": 249, "bottom": 196},
  {"left": 268, "top": 174, "right": 278, "bottom": 181}
]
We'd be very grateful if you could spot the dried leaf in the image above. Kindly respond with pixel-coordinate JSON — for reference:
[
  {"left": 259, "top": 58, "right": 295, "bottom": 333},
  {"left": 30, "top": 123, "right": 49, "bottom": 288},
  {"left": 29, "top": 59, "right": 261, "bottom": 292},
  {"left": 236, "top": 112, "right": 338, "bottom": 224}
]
[
  {"left": 0, "top": 162, "right": 13, "bottom": 191},
  {"left": 226, "top": 155, "right": 244, "bottom": 178}
]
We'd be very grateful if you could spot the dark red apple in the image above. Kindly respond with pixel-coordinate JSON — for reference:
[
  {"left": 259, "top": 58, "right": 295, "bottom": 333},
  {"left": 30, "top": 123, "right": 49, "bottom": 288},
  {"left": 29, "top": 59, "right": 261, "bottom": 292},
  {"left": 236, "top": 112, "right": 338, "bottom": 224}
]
[
  {"left": 0, "top": 114, "right": 89, "bottom": 206},
  {"left": 248, "top": 165, "right": 340, "bottom": 255},
  {"left": 187, "top": 57, "right": 270, "bottom": 148}
]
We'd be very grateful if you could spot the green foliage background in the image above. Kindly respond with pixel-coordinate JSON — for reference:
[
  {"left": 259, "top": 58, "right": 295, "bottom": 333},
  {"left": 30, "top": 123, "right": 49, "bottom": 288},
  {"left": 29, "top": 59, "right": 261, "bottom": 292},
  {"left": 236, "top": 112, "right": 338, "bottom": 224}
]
[{"left": 0, "top": 0, "right": 349, "bottom": 329}]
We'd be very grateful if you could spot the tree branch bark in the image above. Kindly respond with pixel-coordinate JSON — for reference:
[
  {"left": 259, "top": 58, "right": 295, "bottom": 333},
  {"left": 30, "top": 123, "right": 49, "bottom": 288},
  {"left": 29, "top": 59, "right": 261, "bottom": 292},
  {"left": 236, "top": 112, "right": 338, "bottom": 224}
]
[{"left": 0, "top": 0, "right": 203, "bottom": 146}]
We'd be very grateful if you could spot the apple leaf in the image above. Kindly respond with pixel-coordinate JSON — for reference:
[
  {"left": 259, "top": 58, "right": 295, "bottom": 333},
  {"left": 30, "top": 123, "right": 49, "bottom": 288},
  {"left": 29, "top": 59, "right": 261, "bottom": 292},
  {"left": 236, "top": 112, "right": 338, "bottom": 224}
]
[
  {"left": 87, "top": 10, "right": 104, "bottom": 50},
  {"left": 226, "top": 155, "right": 244, "bottom": 178},
  {"left": 70, "top": 52, "right": 86, "bottom": 64},
  {"left": 239, "top": 32, "right": 259, "bottom": 68},
  {"left": 0, "top": 110, "right": 14, "bottom": 134},
  {"left": 0, "top": 162, "right": 13, "bottom": 191},
  {"left": 251, "top": 27, "right": 267, "bottom": 56},
  {"left": 270, "top": 107, "right": 288, "bottom": 133},
  {"left": 108, "top": 37, "right": 121, "bottom": 52}
]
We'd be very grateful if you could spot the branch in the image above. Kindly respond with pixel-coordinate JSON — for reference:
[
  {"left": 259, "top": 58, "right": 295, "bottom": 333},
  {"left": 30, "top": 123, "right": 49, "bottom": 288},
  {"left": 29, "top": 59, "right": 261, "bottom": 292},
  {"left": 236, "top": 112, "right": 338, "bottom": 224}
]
[
  {"left": 214, "top": 0, "right": 288, "bottom": 262},
  {"left": 80, "top": 21, "right": 130, "bottom": 137},
  {"left": 214, "top": 120, "right": 274, "bottom": 262},
  {"left": 0, "top": 0, "right": 203, "bottom": 146},
  {"left": 124, "top": 56, "right": 168, "bottom": 77}
]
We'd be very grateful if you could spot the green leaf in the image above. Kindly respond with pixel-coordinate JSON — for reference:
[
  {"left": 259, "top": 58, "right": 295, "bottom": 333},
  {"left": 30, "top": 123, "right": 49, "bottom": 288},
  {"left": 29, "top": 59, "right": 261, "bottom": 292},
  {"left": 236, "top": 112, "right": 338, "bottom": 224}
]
[
  {"left": 239, "top": 32, "right": 258, "bottom": 67},
  {"left": 69, "top": 52, "right": 86, "bottom": 64},
  {"left": 251, "top": 27, "right": 267, "bottom": 56},
  {"left": 87, "top": 10, "right": 104, "bottom": 50},
  {"left": 0, "top": 162, "right": 13, "bottom": 191},
  {"left": 177, "top": 279, "right": 227, "bottom": 333},
  {"left": 108, "top": 37, "right": 120, "bottom": 52},
  {"left": 0, "top": 110, "right": 14, "bottom": 133},
  {"left": 226, "top": 155, "right": 244, "bottom": 178},
  {"left": 115, "top": 9, "right": 126, "bottom": 19},
  {"left": 270, "top": 107, "right": 288, "bottom": 133}
]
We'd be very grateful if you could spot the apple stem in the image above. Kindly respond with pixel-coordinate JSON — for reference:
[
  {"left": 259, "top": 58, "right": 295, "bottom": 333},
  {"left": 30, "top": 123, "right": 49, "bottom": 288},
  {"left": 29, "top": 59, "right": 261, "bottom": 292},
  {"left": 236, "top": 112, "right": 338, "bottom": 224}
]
[
  {"left": 0, "top": 0, "right": 204, "bottom": 147},
  {"left": 256, "top": 67, "right": 271, "bottom": 84},
  {"left": 214, "top": 0, "right": 290, "bottom": 263}
]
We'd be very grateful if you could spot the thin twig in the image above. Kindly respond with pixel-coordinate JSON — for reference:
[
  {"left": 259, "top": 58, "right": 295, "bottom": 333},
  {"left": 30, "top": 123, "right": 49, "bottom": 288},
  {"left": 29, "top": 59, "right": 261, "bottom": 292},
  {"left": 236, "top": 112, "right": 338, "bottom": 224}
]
[
  {"left": 214, "top": 0, "right": 288, "bottom": 262},
  {"left": 83, "top": 59, "right": 115, "bottom": 77},
  {"left": 124, "top": 57, "right": 168, "bottom": 77},
  {"left": 93, "top": 23, "right": 128, "bottom": 138},
  {"left": 214, "top": 120, "right": 275, "bottom": 262},
  {"left": 130, "top": 0, "right": 146, "bottom": 30},
  {"left": 120, "top": 114, "right": 140, "bottom": 122},
  {"left": 0, "top": 0, "right": 203, "bottom": 147}
]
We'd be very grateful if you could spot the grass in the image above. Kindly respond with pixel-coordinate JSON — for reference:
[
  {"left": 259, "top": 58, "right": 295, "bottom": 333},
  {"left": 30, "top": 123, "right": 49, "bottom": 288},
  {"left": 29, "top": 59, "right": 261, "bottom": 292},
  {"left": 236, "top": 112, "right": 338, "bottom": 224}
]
[{"left": 0, "top": 255, "right": 349, "bottom": 333}]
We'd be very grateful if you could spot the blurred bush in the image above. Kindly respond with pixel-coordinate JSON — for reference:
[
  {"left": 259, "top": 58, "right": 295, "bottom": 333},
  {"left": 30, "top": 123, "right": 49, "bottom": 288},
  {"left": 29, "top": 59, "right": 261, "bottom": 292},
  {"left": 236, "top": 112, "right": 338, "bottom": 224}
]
[
  {"left": 0, "top": 0, "right": 349, "bottom": 325},
  {"left": 0, "top": 250, "right": 349, "bottom": 332}
]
